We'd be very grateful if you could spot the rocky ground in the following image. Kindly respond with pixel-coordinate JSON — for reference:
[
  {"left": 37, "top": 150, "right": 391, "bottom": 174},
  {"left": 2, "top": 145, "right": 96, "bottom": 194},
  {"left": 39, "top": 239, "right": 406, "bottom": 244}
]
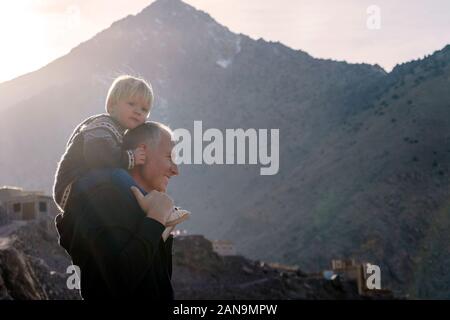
[
  {"left": 0, "top": 219, "right": 81, "bottom": 300},
  {"left": 172, "top": 235, "right": 392, "bottom": 299},
  {"left": 0, "top": 220, "right": 393, "bottom": 300}
]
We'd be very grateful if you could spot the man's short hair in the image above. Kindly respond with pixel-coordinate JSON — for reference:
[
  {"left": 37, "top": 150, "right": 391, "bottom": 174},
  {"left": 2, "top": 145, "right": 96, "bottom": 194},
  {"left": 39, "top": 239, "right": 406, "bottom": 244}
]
[{"left": 123, "top": 121, "right": 173, "bottom": 151}]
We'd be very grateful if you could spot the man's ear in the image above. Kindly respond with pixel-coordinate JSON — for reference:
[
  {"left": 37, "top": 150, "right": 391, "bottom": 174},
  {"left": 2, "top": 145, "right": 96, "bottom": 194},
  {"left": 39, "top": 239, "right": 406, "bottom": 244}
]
[
  {"left": 138, "top": 143, "right": 147, "bottom": 150},
  {"left": 138, "top": 143, "right": 150, "bottom": 161}
]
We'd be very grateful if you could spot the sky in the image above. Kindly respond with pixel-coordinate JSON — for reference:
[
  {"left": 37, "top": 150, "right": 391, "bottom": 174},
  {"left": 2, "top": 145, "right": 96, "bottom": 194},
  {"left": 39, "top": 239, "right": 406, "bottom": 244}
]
[{"left": 0, "top": 0, "right": 449, "bottom": 83}]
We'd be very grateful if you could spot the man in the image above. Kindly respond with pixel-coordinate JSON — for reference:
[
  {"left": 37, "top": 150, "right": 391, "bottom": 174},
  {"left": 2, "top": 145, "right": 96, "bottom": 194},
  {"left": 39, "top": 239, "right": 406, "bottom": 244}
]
[{"left": 55, "top": 121, "right": 180, "bottom": 300}]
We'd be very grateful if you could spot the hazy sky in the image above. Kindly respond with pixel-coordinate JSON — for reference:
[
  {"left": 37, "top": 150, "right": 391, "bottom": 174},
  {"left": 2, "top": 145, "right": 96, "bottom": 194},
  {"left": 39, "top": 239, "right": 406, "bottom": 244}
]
[{"left": 1, "top": 0, "right": 450, "bottom": 83}]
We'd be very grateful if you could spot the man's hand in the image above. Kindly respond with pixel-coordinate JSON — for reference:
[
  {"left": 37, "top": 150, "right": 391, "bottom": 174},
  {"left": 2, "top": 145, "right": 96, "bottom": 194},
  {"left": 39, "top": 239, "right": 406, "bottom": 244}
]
[
  {"left": 133, "top": 146, "right": 146, "bottom": 166},
  {"left": 131, "top": 186, "right": 174, "bottom": 226}
]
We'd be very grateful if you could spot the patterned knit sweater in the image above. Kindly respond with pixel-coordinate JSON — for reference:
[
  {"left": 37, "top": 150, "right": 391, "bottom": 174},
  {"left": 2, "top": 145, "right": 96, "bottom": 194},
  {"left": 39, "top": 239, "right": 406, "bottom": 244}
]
[{"left": 53, "top": 114, "right": 136, "bottom": 209}]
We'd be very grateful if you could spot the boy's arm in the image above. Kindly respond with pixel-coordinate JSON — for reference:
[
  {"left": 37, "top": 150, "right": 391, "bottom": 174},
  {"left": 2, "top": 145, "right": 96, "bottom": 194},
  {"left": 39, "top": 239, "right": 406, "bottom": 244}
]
[{"left": 83, "top": 128, "right": 135, "bottom": 169}]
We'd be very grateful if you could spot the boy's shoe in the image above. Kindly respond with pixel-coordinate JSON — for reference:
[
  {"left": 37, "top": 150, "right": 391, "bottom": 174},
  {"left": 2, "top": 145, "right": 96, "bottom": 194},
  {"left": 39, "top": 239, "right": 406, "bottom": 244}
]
[{"left": 165, "top": 207, "right": 190, "bottom": 227}]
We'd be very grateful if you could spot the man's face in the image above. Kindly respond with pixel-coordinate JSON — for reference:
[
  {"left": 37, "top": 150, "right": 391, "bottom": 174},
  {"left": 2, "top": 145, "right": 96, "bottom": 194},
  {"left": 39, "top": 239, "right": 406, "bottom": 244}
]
[{"left": 137, "top": 130, "right": 179, "bottom": 192}]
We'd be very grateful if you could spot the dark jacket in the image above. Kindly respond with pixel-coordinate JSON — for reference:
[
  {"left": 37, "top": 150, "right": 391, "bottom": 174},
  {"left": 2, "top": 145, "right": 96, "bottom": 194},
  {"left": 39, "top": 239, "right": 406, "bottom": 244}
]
[
  {"left": 53, "top": 114, "right": 135, "bottom": 209},
  {"left": 55, "top": 168, "right": 174, "bottom": 300}
]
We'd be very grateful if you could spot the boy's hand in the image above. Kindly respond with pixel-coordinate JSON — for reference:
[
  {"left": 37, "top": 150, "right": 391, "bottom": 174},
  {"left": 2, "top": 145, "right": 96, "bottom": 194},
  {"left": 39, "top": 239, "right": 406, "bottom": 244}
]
[
  {"left": 133, "top": 147, "right": 146, "bottom": 165},
  {"left": 131, "top": 187, "right": 174, "bottom": 226}
]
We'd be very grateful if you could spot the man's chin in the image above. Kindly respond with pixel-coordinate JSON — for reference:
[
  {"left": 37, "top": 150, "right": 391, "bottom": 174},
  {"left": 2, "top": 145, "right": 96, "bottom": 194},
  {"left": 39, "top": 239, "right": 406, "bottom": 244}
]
[
  {"left": 148, "top": 180, "right": 168, "bottom": 193},
  {"left": 155, "top": 185, "right": 167, "bottom": 193}
]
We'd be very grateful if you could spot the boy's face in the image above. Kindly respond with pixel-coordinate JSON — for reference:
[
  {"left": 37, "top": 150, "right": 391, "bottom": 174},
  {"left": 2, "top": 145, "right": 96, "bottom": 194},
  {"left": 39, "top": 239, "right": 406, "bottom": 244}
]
[{"left": 110, "top": 95, "right": 150, "bottom": 129}]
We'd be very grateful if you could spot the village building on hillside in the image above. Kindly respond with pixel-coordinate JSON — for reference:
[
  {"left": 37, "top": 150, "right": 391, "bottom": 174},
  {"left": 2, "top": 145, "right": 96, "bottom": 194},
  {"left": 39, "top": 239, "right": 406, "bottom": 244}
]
[
  {"left": 329, "top": 258, "right": 392, "bottom": 297},
  {"left": 0, "top": 186, "right": 58, "bottom": 227},
  {"left": 211, "top": 239, "right": 237, "bottom": 256}
]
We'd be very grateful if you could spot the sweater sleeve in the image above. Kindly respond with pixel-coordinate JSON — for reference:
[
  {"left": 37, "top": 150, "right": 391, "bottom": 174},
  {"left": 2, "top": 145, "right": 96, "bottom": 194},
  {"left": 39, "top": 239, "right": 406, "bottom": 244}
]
[
  {"left": 83, "top": 128, "right": 135, "bottom": 170},
  {"left": 83, "top": 183, "right": 165, "bottom": 297}
]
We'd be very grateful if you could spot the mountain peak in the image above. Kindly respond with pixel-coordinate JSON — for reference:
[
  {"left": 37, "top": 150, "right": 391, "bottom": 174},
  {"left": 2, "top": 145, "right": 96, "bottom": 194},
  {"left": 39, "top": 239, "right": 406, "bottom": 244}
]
[
  {"left": 142, "top": 0, "right": 202, "bottom": 18},
  {"left": 152, "top": 0, "right": 186, "bottom": 6},
  {"left": 148, "top": 0, "right": 189, "bottom": 10},
  {"left": 128, "top": 0, "right": 221, "bottom": 34}
]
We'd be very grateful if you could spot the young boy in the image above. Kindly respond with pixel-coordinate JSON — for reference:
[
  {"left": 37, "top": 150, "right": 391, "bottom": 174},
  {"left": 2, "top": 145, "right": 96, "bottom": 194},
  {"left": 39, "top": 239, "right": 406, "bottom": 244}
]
[
  {"left": 53, "top": 75, "right": 152, "bottom": 211},
  {"left": 53, "top": 75, "right": 190, "bottom": 235}
]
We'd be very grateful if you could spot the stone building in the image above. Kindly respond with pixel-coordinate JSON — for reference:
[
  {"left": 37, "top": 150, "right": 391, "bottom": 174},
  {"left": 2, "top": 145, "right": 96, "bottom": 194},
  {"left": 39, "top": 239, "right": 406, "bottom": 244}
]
[
  {"left": 0, "top": 186, "right": 58, "bottom": 224},
  {"left": 330, "top": 258, "right": 392, "bottom": 297},
  {"left": 211, "top": 239, "right": 236, "bottom": 256}
]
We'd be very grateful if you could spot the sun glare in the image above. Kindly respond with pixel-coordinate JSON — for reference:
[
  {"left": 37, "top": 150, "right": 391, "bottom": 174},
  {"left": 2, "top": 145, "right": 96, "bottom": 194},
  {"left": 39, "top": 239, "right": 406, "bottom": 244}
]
[{"left": 0, "top": 2, "right": 49, "bottom": 82}]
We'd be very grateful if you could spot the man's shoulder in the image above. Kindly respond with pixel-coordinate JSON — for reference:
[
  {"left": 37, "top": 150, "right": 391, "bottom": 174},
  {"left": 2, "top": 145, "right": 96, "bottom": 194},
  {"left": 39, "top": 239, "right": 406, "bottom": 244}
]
[
  {"left": 69, "top": 169, "right": 145, "bottom": 231},
  {"left": 73, "top": 169, "right": 144, "bottom": 222},
  {"left": 110, "top": 168, "right": 138, "bottom": 192}
]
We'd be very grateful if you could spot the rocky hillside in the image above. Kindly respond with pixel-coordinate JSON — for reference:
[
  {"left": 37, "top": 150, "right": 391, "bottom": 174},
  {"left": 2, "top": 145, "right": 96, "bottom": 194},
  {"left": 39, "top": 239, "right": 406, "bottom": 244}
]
[
  {"left": 226, "top": 46, "right": 450, "bottom": 299},
  {"left": 172, "top": 235, "right": 394, "bottom": 299},
  {"left": 0, "top": 0, "right": 448, "bottom": 298},
  {"left": 0, "top": 220, "right": 391, "bottom": 300},
  {"left": 0, "top": 220, "right": 81, "bottom": 299}
]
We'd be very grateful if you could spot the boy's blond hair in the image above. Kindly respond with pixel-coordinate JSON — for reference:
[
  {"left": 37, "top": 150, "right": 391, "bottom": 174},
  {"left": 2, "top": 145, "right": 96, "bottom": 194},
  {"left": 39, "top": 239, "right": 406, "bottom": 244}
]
[{"left": 105, "top": 75, "right": 154, "bottom": 113}]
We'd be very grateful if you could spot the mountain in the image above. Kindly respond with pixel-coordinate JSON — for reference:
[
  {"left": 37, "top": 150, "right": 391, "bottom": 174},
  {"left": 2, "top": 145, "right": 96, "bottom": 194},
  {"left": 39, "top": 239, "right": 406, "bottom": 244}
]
[
  {"left": 0, "top": 0, "right": 449, "bottom": 298},
  {"left": 230, "top": 46, "right": 450, "bottom": 299}
]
